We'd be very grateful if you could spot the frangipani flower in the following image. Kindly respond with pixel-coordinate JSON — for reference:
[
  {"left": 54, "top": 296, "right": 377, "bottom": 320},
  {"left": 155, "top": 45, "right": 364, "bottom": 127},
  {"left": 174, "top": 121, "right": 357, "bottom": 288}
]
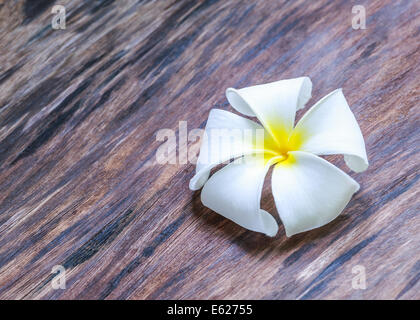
[{"left": 189, "top": 77, "right": 368, "bottom": 237}]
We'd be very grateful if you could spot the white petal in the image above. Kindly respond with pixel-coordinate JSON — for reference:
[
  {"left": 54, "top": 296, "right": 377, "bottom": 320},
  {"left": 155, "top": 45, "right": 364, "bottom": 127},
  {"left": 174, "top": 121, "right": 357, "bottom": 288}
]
[
  {"left": 272, "top": 151, "right": 359, "bottom": 237},
  {"left": 293, "top": 89, "right": 368, "bottom": 172},
  {"left": 201, "top": 155, "right": 279, "bottom": 236},
  {"left": 226, "top": 77, "right": 312, "bottom": 144},
  {"left": 189, "top": 109, "right": 268, "bottom": 191}
]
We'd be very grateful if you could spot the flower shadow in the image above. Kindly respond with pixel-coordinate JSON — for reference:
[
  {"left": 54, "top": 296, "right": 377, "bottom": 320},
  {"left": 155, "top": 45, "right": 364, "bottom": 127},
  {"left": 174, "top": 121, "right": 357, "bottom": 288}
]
[{"left": 191, "top": 187, "right": 359, "bottom": 259}]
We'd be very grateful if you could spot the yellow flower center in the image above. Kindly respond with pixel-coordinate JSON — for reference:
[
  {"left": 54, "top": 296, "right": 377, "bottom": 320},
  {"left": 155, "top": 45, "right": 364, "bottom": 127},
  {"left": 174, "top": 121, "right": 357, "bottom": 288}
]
[{"left": 261, "top": 127, "right": 304, "bottom": 166}]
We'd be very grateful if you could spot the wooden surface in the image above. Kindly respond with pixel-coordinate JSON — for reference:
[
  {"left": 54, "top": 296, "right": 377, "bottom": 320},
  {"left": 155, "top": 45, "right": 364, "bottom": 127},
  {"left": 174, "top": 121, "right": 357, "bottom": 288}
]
[{"left": 0, "top": 0, "right": 419, "bottom": 300}]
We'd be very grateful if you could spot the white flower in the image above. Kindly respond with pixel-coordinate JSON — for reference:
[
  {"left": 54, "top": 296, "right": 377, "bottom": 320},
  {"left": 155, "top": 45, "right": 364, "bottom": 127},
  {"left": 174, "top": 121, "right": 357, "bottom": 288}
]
[{"left": 189, "top": 77, "right": 368, "bottom": 237}]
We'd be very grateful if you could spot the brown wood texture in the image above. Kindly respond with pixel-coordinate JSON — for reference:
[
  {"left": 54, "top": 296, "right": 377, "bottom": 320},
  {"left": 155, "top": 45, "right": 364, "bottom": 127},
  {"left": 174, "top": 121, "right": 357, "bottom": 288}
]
[{"left": 0, "top": 0, "right": 419, "bottom": 300}]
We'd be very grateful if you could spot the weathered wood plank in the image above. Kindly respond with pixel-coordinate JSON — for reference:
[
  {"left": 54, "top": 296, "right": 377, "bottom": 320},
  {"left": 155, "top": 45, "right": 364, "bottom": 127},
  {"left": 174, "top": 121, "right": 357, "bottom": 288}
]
[{"left": 0, "top": 0, "right": 418, "bottom": 299}]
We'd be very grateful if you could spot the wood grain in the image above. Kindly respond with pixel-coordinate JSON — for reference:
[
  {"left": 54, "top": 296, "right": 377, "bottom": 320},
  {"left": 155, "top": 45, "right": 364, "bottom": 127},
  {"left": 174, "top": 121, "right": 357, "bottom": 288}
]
[{"left": 0, "top": 0, "right": 419, "bottom": 300}]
